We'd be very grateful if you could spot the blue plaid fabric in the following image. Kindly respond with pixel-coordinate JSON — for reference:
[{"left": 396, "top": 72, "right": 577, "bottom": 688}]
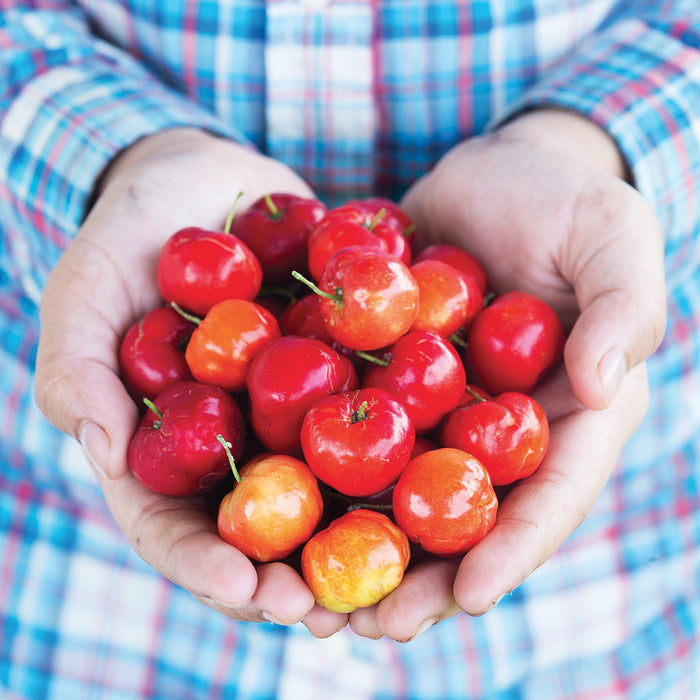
[{"left": 1, "top": 1, "right": 699, "bottom": 698}]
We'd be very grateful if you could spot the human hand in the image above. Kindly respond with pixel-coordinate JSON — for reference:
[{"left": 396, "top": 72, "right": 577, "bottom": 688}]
[
  {"left": 34, "top": 128, "right": 346, "bottom": 635},
  {"left": 346, "top": 109, "right": 667, "bottom": 641}
]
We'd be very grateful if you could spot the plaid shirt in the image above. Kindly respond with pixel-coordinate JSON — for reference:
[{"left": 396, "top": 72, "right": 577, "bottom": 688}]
[{"left": 1, "top": 1, "right": 699, "bottom": 698}]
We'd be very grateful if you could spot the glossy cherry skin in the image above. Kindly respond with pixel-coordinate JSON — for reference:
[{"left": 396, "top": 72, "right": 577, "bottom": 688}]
[
  {"left": 362, "top": 330, "right": 466, "bottom": 434},
  {"left": 318, "top": 247, "right": 420, "bottom": 351},
  {"left": 331, "top": 199, "right": 412, "bottom": 265},
  {"left": 441, "top": 389, "right": 549, "bottom": 486},
  {"left": 119, "top": 305, "right": 196, "bottom": 402},
  {"left": 392, "top": 448, "right": 498, "bottom": 558},
  {"left": 301, "top": 387, "right": 416, "bottom": 497},
  {"left": 156, "top": 225, "right": 263, "bottom": 317},
  {"left": 227, "top": 192, "right": 327, "bottom": 284},
  {"left": 246, "top": 335, "right": 358, "bottom": 455},
  {"left": 467, "top": 291, "right": 565, "bottom": 395},
  {"left": 301, "top": 508, "right": 410, "bottom": 613},
  {"left": 185, "top": 298, "right": 281, "bottom": 393},
  {"left": 345, "top": 196, "right": 416, "bottom": 256},
  {"left": 127, "top": 381, "right": 246, "bottom": 496},
  {"left": 413, "top": 243, "right": 488, "bottom": 296},
  {"left": 278, "top": 293, "right": 354, "bottom": 360},
  {"left": 409, "top": 259, "right": 483, "bottom": 337},
  {"left": 217, "top": 453, "right": 324, "bottom": 562},
  {"left": 306, "top": 211, "right": 387, "bottom": 282}
]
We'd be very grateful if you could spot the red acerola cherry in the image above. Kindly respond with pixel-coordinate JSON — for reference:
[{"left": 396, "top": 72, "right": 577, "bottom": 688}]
[
  {"left": 362, "top": 330, "right": 466, "bottom": 434},
  {"left": 119, "top": 305, "right": 196, "bottom": 402},
  {"left": 301, "top": 387, "right": 416, "bottom": 497},
  {"left": 409, "top": 259, "right": 483, "bottom": 337},
  {"left": 156, "top": 224, "right": 263, "bottom": 317},
  {"left": 392, "top": 448, "right": 498, "bottom": 558},
  {"left": 306, "top": 207, "right": 388, "bottom": 283},
  {"left": 127, "top": 381, "right": 246, "bottom": 497},
  {"left": 441, "top": 388, "right": 549, "bottom": 485},
  {"left": 299, "top": 247, "right": 420, "bottom": 352},
  {"left": 184, "top": 298, "right": 281, "bottom": 393},
  {"left": 217, "top": 451, "right": 324, "bottom": 563},
  {"left": 246, "top": 335, "right": 358, "bottom": 455},
  {"left": 227, "top": 192, "right": 327, "bottom": 284},
  {"left": 466, "top": 291, "right": 565, "bottom": 395},
  {"left": 301, "top": 508, "right": 410, "bottom": 613},
  {"left": 413, "top": 243, "right": 488, "bottom": 296}
]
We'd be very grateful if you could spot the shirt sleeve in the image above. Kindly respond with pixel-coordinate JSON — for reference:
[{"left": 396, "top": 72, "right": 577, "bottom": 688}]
[
  {"left": 0, "top": 7, "right": 248, "bottom": 298},
  {"left": 498, "top": 0, "right": 700, "bottom": 270}
]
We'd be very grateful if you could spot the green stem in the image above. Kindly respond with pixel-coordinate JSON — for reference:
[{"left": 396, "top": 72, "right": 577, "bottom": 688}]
[
  {"left": 143, "top": 397, "right": 163, "bottom": 429},
  {"left": 169, "top": 302, "right": 202, "bottom": 325},
  {"left": 483, "top": 291, "right": 496, "bottom": 307},
  {"left": 355, "top": 350, "right": 389, "bottom": 367},
  {"left": 465, "top": 386, "right": 488, "bottom": 402},
  {"left": 216, "top": 434, "right": 241, "bottom": 483},
  {"left": 264, "top": 193, "right": 282, "bottom": 220},
  {"left": 449, "top": 332, "right": 468, "bottom": 349},
  {"left": 346, "top": 502, "right": 394, "bottom": 514},
  {"left": 291, "top": 270, "right": 341, "bottom": 303},
  {"left": 223, "top": 191, "right": 245, "bottom": 234},
  {"left": 366, "top": 207, "right": 387, "bottom": 231},
  {"left": 351, "top": 400, "right": 370, "bottom": 423}
]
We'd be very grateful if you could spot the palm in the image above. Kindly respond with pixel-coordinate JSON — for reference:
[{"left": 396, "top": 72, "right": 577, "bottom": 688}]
[
  {"left": 34, "top": 130, "right": 345, "bottom": 632},
  {"left": 345, "top": 118, "right": 665, "bottom": 641}
]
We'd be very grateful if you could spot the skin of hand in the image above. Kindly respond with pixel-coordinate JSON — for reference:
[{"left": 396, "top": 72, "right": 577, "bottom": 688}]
[
  {"left": 346, "top": 108, "right": 667, "bottom": 641},
  {"left": 34, "top": 127, "right": 347, "bottom": 637}
]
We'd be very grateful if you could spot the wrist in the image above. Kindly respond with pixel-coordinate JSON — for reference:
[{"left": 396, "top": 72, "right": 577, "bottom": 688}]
[{"left": 500, "top": 108, "right": 631, "bottom": 182}]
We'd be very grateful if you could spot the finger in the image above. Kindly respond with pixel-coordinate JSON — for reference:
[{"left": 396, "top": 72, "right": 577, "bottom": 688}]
[
  {"left": 371, "top": 557, "right": 462, "bottom": 642},
  {"left": 198, "top": 562, "right": 317, "bottom": 624},
  {"left": 249, "top": 562, "right": 316, "bottom": 625},
  {"left": 302, "top": 604, "right": 349, "bottom": 639},
  {"left": 454, "top": 362, "right": 649, "bottom": 615},
  {"left": 100, "top": 471, "right": 259, "bottom": 609},
  {"left": 35, "top": 235, "right": 144, "bottom": 479},
  {"left": 564, "top": 178, "right": 666, "bottom": 410},
  {"left": 347, "top": 606, "right": 384, "bottom": 640}
]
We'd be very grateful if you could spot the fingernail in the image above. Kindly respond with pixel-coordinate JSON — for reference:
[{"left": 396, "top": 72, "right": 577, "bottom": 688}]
[
  {"left": 78, "top": 422, "right": 110, "bottom": 479},
  {"left": 597, "top": 349, "right": 626, "bottom": 408},
  {"left": 413, "top": 617, "right": 437, "bottom": 640},
  {"left": 261, "top": 611, "right": 288, "bottom": 626}
]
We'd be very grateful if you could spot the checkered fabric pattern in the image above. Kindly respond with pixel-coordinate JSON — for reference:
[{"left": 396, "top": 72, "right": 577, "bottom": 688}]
[{"left": 1, "top": 1, "right": 699, "bottom": 698}]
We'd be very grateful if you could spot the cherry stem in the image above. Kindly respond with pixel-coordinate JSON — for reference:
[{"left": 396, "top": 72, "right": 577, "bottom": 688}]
[
  {"left": 216, "top": 434, "right": 241, "bottom": 484},
  {"left": 346, "top": 502, "right": 394, "bottom": 514},
  {"left": 320, "top": 488, "right": 394, "bottom": 515},
  {"left": 449, "top": 332, "right": 468, "bottom": 349},
  {"left": 143, "top": 397, "right": 163, "bottom": 428},
  {"left": 351, "top": 400, "right": 370, "bottom": 423},
  {"left": 223, "top": 191, "right": 245, "bottom": 234},
  {"left": 291, "top": 270, "right": 341, "bottom": 303},
  {"left": 355, "top": 350, "right": 389, "bottom": 367},
  {"left": 465, "top": 386, "right": 487, "bottom": 402},
  {"left": 264, "top": 193, "right": 282, "bottom": 220},
  {"left": 366, "top": 207, "right": 386, "bottom": 231},
  {"left": 169, "top": 302, "right": 202, "bottom": 325}
]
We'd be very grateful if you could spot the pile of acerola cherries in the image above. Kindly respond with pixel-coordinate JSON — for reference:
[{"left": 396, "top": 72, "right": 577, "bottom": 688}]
[{"left": 121, "top": 192, "right": 565, "bottom": 613}]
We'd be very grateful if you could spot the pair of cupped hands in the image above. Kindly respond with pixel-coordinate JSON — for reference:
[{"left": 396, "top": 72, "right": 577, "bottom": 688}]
[{"left": 35, "top": 108, "right": 666, "bottom": 642}]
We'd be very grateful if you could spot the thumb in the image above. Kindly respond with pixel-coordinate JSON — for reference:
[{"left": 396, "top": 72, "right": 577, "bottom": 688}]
[
  {"left": 563, "top": 177, "right": 666, "bottom": 410},
  {"left": 35, "top": 239, "right": 142, "bottom": 480}
]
